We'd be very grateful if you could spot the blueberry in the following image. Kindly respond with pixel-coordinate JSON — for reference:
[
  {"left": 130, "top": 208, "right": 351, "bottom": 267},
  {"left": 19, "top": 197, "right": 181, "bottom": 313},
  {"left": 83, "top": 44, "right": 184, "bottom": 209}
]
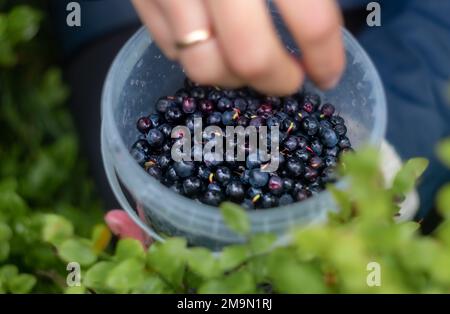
[
  {"left": 204, "top": 152, "right": 223, "bottom": 168},
  {"left": 174, "top": 89, "right": 189, "bottom": 104},
  {"left": 223, "top": 89, "right": 237, "bottom": 99},
  {"left": 147, "top": 129, "right": 165, "bottom": 147},
  {"left": 222, "top": 110, "right": 236, "bottom": 126},
  {"left": 132, "top": 139, "right": 151, "bottom": 155},
  {"left": 249, "top": 169, "right": 269, "bottom": 187},
  {"left": 130, "top": 147, "right": 148, "bottom": 166},
  {"left": 286, "top": 158, "right": 304, "bottom": 177},
  {"left": 199, "top": 99, "right": 214, "bottom": 114},
  {"left": 246, "top": 152, "right": 262, "bottom": 169},
  {"left": 309, "top": 156, "right": 323, "bottom": 169},
  {"left": 261, "top": 193, "right": 278, "bottom": 208},
  {"left": 217, "top": 97, "right": 233, "bottom": 112},
  {"left": 147, "top": 166, "right": 162, "bottom": 180},
  {"left": 295, "top": 189, "right": 311, "bottom": 201},
  {"left": 198, "top": 164, "right": 212, "bottom": 180},
  {"left": 233, "top": 98, "right": 247, "bottom": 112},
  {"left": 149, "top": 113, "right": 163, "bottom": 128},
  {"left": 156, "top": 98, "right": 173, "bottom": 114},
  {"left": 208, "top": 183, "right": 222, "bottom": 192},
  {"left": 165, "top": 166, "right": 179, "bottom": 182},
  {"left": 240, "top": 170, "right": 250, "bottom": 185},
  {"left": 304, "top": 167, "right": 319, "bottom": 182},
  {"left": 321, "top": 103, "right": 335, "bottom": 117},
  {"left": 303, "top": 93, "right": 321, "bottom": 109},
  {"left": 249, "top": 116, "right": 265, "bottom": 128},
  {"left": 207, "top": 111, "right": 222, "bottom": 125},
  {"left": 208, "top": 90, "right": 222, "bottom": 102},
  {"left": 320, "top": 128, "right": 338, "bottom": 147},
  {"left": 330, "top": 115, "right": 345, "bottom": 126},
  {"left": 283, "top": 97, "right": 299, "bottom": 115},
  {"left": 183, "top": 177, "right": 202, "bottom": 196},
  {"left": 283, "top": 136, "right": 298, "bottom": 152},
  {"left": 301, "top": 116, "right": 319, "bottom": 135},
  {"left": 173, "top": 160, "right": 195, "bottom": 178},
  {"left": 157, "top": 153, "right": 172, "bottom": 170},
  {"left": 190, "top": 87, "right": 206, "bottom": 99},
  {"left": 321, "top": 167, "right": 337, "bottom": 183},
  {"left": 158, "top": 123, "right": 172, "bottom": 138},
  {"left": 279, "top": 194, "right": 294, "bottom": 206},
  {"left": 319, "top": 120, "right": 333, "bottom": 135},
  {"left": 202, "top": 190, "right": 223, "bottom": 206},
  {"left": 237, "top": 116, "right": 249, "bottom": 127},
  {"left": 170, "top": 182, "right": 183, "bottom": 194},
  {"left": 338, "top": 136, "right": 351, "bottom": 149},
  {"left": 295, "top": 149, "right": 311, "bottom": 162},
  {"left": 324, "top": 156, "right": 337, "bottom": 168},
  {"left": 268, "top": 176, "right": 283, "bottom": 195},
  {"left": 182, "top": 97, "right": 197, "bottom": 114},
  {"left": 325, "top": 146, "right": 339, "bottom": 157},
  {"left": 267, "top": 116, "right": 281, "bottom": 129},
  {"left": 226, "top": 180, "right": 245, "bottom": 202},
  {"left": 215, "top": 166, "right": 232, "bottom": 184},
  {"left": 281, "top": 117, "right": 298, "bottom": 133},
  {"left": 302, "top": 101, "right": 314, "bottom": 113},
  {"left": 282, "top": 178, "right": 294, "bottom": 192},
  {"left": 334, "top": 124, "right": 347, "bottom": 137},
  {"left": 247, "top": 186, "right": 263, "bottom": 199},
  {"left": 257, "top": 104, "right": 272, "bottom": 116},
  {"left": 137, "top": 116, "right": 152, "bottom": 134},
  {"left": 165, "top": 106, "right": 183, "bottom": 123}
]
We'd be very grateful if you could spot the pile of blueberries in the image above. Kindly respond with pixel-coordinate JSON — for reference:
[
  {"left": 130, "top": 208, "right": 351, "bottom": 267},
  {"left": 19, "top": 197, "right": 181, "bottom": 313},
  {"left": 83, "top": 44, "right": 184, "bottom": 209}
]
[{"left": 130, "top": 78, "right": 353, "bottom": 209}]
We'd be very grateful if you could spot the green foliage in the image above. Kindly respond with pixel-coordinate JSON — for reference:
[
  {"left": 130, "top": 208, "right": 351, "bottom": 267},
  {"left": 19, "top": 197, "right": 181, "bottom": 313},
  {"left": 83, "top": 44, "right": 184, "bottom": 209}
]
[
  {"left": 220, "top": 202, "right": 250, "bottom": 235},
  {"left": 2, "top": 1, "right": 450, "bottom": 295}
]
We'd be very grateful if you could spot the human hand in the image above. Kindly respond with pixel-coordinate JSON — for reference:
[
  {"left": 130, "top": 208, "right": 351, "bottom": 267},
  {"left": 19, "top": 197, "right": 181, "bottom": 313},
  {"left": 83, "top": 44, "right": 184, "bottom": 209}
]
[{"left": 131, "top": 0, "right": 345, "bottom": 95}]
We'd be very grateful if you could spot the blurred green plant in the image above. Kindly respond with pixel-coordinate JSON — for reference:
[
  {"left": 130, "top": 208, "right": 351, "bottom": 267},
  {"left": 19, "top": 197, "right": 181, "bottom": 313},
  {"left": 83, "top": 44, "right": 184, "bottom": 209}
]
[
  {"left": 0, "top": 3, "right": 104, "bottom": 293},
  {"left": 1, "top": 3, "right": 450, "bottom": 294}
]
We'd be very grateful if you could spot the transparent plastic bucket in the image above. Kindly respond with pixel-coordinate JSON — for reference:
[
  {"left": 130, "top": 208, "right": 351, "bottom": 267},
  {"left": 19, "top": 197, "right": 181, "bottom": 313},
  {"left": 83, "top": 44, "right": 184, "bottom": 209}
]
[{"left": 101, "top": 9, "right": 387, "bottom": 250}]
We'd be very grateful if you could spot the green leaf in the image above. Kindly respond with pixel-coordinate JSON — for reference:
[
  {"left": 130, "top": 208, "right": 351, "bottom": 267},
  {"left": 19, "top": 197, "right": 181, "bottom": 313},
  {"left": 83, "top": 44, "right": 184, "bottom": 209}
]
[
  {"left": 0, "top": 241, "right": 10, "bottom": 261},
  {"left": 0, "top": 264, "right": 18, "bottom": 282},
  {"left": 106, "top": 258, "right": 145, "bottom": 293},
  {"left": 115, "top": 238, "right": 145, "bottom": 261},
  {"left": 391, "top": 158, "right": 429, "bottom": 196},
  {"left": 437, "top": 138, "right": 450, "bottom": 168},
  {"left": 187, "top": 248, "right": 222, "bottom": 279},
  {"left": 84, "top": 261, "right": 116, "bottom": 291},
  {"left": 268, "top": 249, "right": 327, "bottom": 293},
  {"left": 147, "top": 238, "right": 187, "bottom": 288},
  {"left": 248, "top": 233, "right": 277, "bottom": 255},
  {"left": 58, "top": 239, "right": 97, "bottom": 266},
  {"left": 65, "top": 286, "right": 86, "bottom": 294},
  {"left": 6, "top": 5, "right": 42, "bottom": 44},
  {"left": 8, "top": 274, "right": 36, "bottom": 294},
  {"left": 41, "top": 214, "right": 74, "bottom": 246},
  {"left": 436, "top": 184, "right": 450, "bottom": 219},
  {"left": 220, "top": 202, "right": 250, "bottom": 235},
  {"left": 219, "top": 245, "right": 250, "bottom": 272},
  {"left": 198, "top": 270, "right": 256, "bottom": 294},
  {"left": 132, "top": 275, "right": 171, "bottom": 294},
  {"left": 0, "top": 222, "right": 12, "bottom": 241}
]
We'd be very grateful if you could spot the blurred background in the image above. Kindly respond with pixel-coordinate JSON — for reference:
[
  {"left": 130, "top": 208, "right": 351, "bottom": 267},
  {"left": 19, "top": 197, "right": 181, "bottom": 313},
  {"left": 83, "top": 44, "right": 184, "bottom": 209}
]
[{"left": 0, "top": 0, "right": 449, "bottom": 292}]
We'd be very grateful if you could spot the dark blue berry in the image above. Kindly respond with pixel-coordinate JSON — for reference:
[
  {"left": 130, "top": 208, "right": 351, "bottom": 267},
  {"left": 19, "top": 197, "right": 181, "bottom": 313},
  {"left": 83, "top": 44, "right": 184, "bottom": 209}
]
[
  {"left": 249, "top": 169, "right": 269, "bottom": 188},
  {"left": 183, "top": 177, "right": 202, "bottom": 196},
  {"left": 147, "top": 129, "right": 165, "bottom": 147},
  {"left": 173, "top": 160, "right": 195, "bottom": 178},
  {"left": 202, "top": 190, "right": 223, "bottom": 206},
  {"left": 226, "top": 180, "right": 245, "bottom": 202},
  {"left": 215, "top": 166, "right": 232, "bottom": 184},
  {"left": 286, "top": 158, "right": 304, "bottom": 177},
  {"left": 302, "top": 116, "right": 319, "bottom": 136},
  {"left": 182, "top": 97, "right": 197, "bottom": 114},
  {"left": 320, "top": 128, "right": 338, "bottom": 147},
  {"left": 137, "top": 116, "right": 152, "bottom": 134},
  {"left": 268, "top": 176, "right": 283, "bottom": 195},
  {"left": 217, "top": 97, "right": 233, "bottom": 112},
  {"left": 279, "top": 194, "right": 294, "bottom": 206},
  {"left": 321, "top": 103, "right": 335, "bottom": 117}
]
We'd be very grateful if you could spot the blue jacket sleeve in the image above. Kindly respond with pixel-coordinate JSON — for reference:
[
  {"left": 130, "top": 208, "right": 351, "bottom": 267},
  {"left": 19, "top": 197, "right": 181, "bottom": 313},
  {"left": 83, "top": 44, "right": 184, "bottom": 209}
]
[{"left": 355, "top": 0, "right": 450, "bottom": 217}]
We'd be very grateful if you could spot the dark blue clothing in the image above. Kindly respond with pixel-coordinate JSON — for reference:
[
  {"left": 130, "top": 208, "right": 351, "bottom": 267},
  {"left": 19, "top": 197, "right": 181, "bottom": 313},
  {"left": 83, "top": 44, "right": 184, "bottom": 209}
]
[{"left": 53, "top": 0, "right": 450, "bottom": 218}]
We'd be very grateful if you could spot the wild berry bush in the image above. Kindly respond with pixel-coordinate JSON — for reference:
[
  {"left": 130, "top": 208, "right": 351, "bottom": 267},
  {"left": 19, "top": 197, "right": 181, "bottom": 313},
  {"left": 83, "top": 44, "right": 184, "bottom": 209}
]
[{"left": 1, "top": 3, "right": 450, "bottom": 294}]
